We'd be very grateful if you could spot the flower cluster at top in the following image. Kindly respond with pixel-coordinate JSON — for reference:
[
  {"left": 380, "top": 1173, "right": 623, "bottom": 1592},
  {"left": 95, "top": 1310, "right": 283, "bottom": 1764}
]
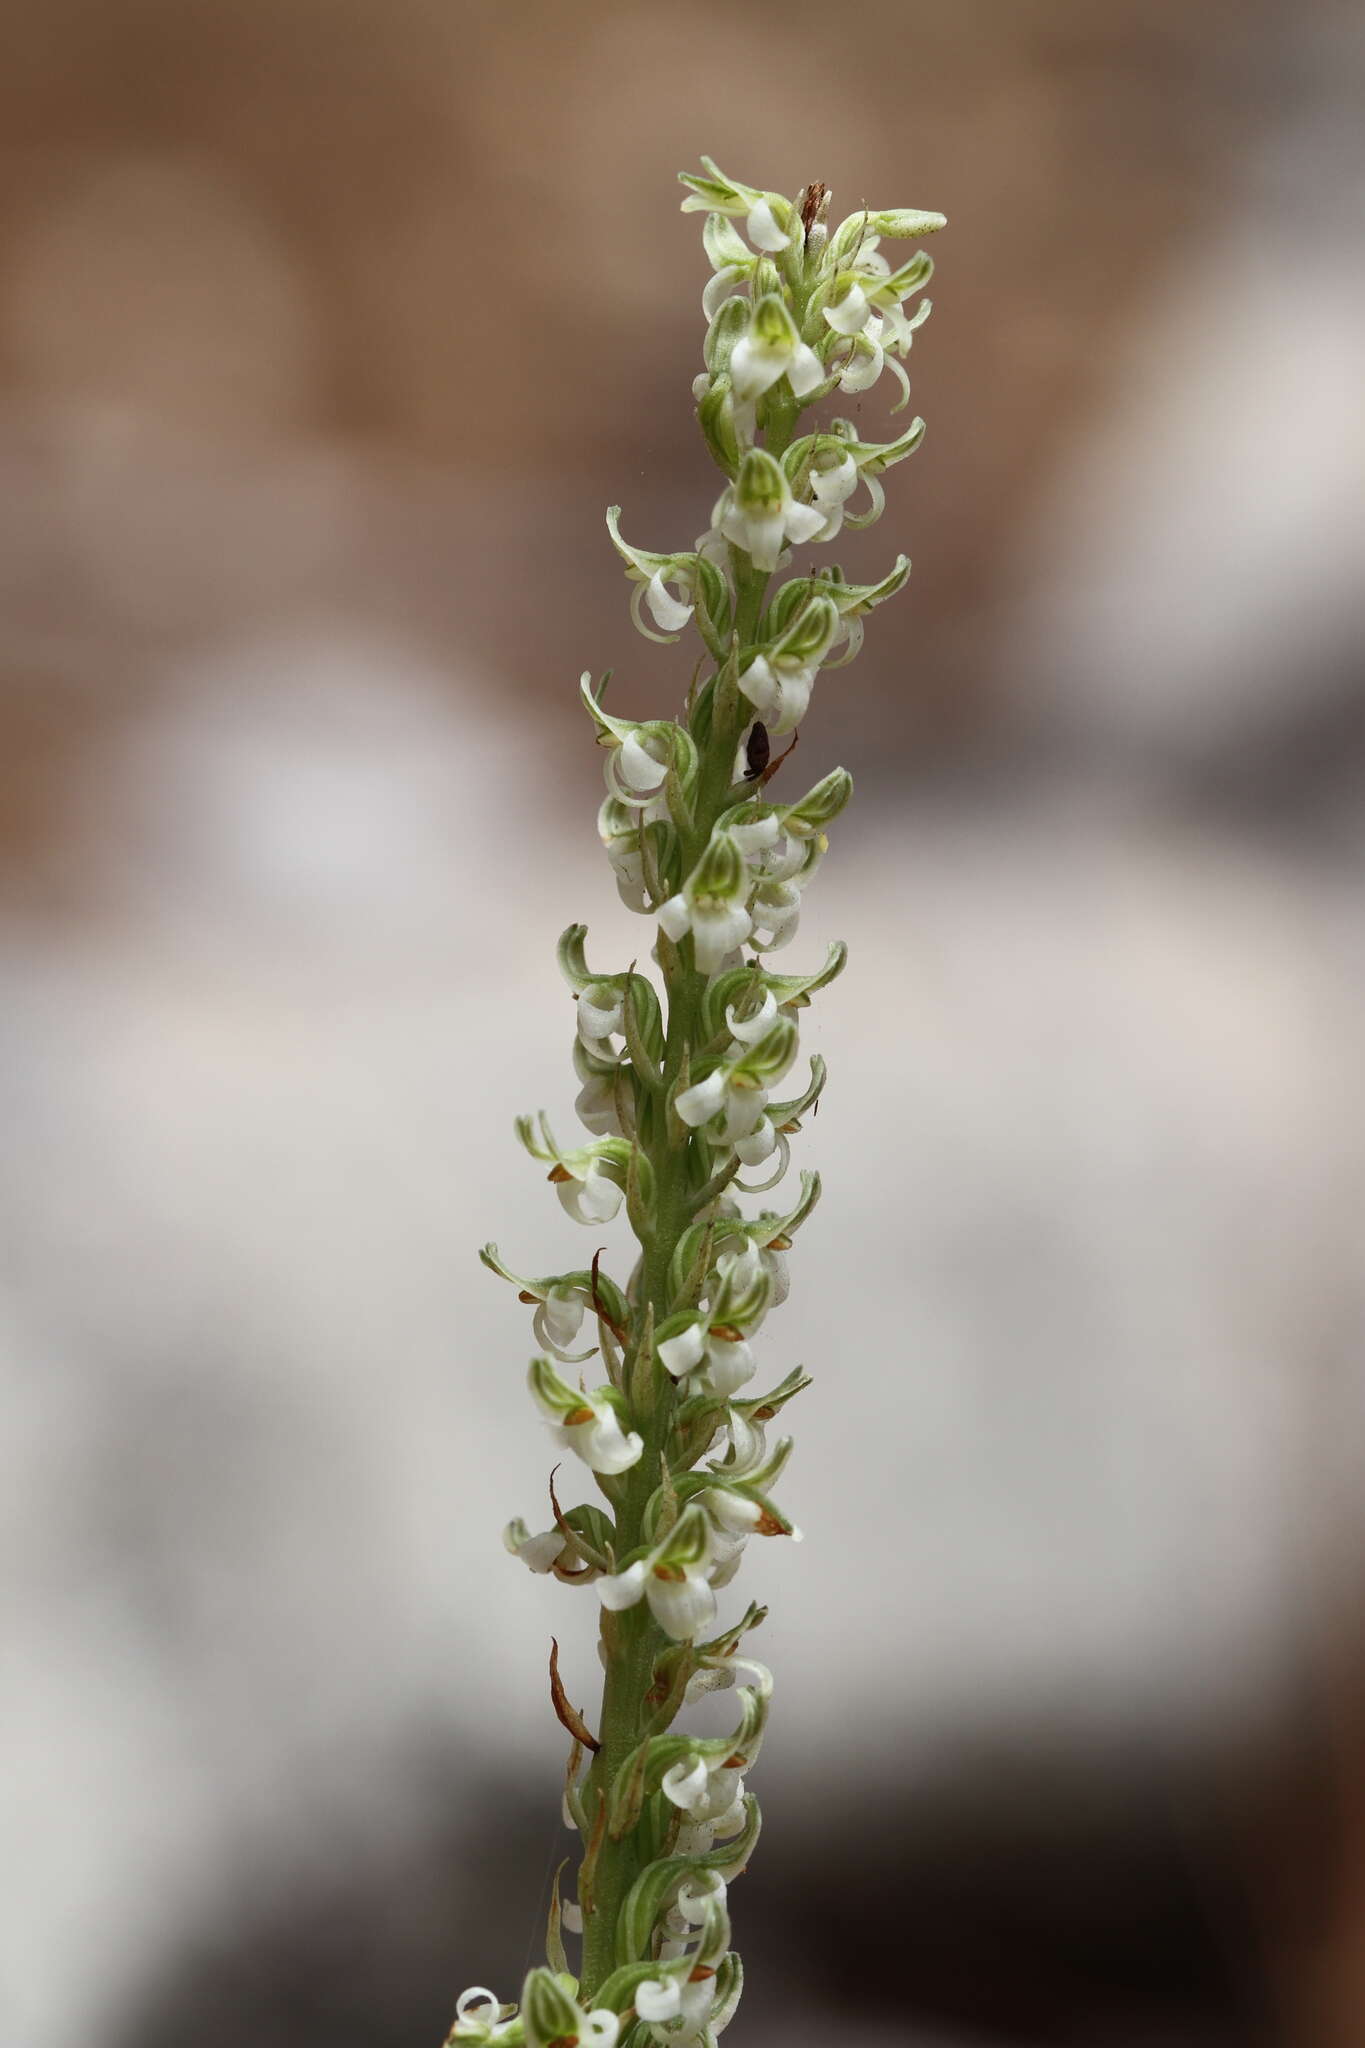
[{"left": 448, "top": 160, "right": 942, "bottom": 2048}]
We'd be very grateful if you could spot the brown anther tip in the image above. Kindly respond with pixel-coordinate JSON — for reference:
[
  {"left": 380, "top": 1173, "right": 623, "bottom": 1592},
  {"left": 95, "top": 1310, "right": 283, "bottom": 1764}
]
[
  {"left": 722, "top": 1753, "right": 747, "bottom": 1768},
  {"left": 710, "top": 1324, "right": 745, "bottom": 1342},
  {"left": 752, "top": 1405, "right": 777, "bottom": 1422},
  {"left": 547, "top": 1164, "right": 573, "bottom": 1183},
  {"left": 800, "top": 181, "right": 828, "bottom": 234},
  {"left": 517, "top": 1289, "right": 539, "bottom": 1304},
  {"left": 768, "top": 1233, "right": 792, "bottom": 1250},
  {"left": 755, "top": 1510, "right": 787, "bottom": 1536},
  {"left": 689, "top": 1965, "right": 718, "bottom": 1984},
  {"left": 563, "top": 1405, "right": 594, "bottom": 1427}
]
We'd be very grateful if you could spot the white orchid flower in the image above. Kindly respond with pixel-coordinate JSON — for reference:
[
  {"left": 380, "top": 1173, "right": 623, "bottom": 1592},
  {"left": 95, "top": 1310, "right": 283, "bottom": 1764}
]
[
  {"left": 599, "top": 1503, "right": 716, "bottom": 1640},
  {"left": 716, "top": 448, "right": 824, "bottom": 573},
  {"left": 728, "top": 294, "right": 823, "bottom": 407},
  {"left": 658, "top": 830, "right": 753, "bottom": 975},
  {"left": 528, "top": 1358, "right": 643, "bottom": 1475}
]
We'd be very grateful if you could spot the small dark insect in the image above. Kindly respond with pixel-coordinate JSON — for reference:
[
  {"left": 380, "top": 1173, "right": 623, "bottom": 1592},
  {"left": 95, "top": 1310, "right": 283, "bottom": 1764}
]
[{"left": 743, "top": 720, "right": 771, "bottom": 781}]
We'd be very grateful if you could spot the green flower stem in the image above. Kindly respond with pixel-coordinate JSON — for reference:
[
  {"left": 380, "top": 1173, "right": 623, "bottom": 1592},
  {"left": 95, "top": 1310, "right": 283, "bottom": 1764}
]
[{"left": 579, "top": 555, "right": 773, "bottom": 1998}]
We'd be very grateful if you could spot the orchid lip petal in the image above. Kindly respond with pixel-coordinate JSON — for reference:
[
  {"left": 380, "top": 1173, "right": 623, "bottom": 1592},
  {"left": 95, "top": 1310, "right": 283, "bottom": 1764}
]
[
  {"left": 645, "top": 569, "right": 694, "bottom": 634},
  {"left": 600, "top": 1559, "right": 649, "bottom": 1610},
  {"left": 746, "top": 197, "right": 791, "bottom": 252}
]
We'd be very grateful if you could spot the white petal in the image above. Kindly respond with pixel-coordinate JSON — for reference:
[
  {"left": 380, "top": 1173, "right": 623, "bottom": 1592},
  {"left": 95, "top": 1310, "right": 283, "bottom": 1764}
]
[
  {"left": 558, "top": 1167, "right": 623, "bottom": 1225},
  {"left": 561, "top": 1900, "right": 583, "bottom": 1933},
  {"left": 727, "top": 333, "right": 785, "bottom": 405},
  {"left": 692, "top": 902, "right": 752, "bottom": 974},
  {"left": 740, "top": 509, "right": 786, "bottom": 572},
  {"left": 810, "top": 450, "right": 858, "bottom": 506},
  {"left": 577, "top": 988, "right": 624, "bottom": 1043},
  {"left": 635, "top": 1977, "right": 682, "bottom": 2024},
  {"left": 534, "top": 1288, "right": 587, "bottom": 1351},
  {"left": 702, "top": 265, "right": 745, "bottom": 320},
  {"left": 769, "top": 673, "right": 813, "bottom": 735},
  {"left": 657, "top": 893, "right": 692, "bottom": 941},
  {"left": 647, "top": 1570, "right": 718, "bottom": 1641},
  {"left": 580, "top": 2012, "right": 619, "bottom": 2048},
  {"left": 720, "top": 1086, "right": 767, "bottom": 1141},
  {"left": 675, "top": 1070, "right": 727, "bottom": 1127},
  {"left": 705, "top": 1486, "right": 763, "bottom": 1534},
  {"left": 575, "top": 1075, "right": 623, "bottom": 1137},
  {"left": 645, "top": 569, "right": 694, "bottom": 634},
  {"left": 734, "top": 1120, "right": 777, "bottom": 1166},
  {"left": 618, "top": 731, "right": 668, "bottom": 793},
  {"left": 730, "top": 814, "right": 780, "bottom": 858},
  {"left": 661, "top": 1754, "right": 712, "bottom": 1812},
  {"left": 599, "top": 1559, "right": 648, "bottom": 1612},
  {"left": 838, "top": 339, "right": 884, "bottom": 393},
  {"left": 737, "top": 654, "right": 781, "bottom": 719},
  {"left": 823, "top": 281, "right": 871, "bottom": 335},
  {"left": 761, "top": 1245, "right": 790, "bottom": 1306},
  {"left": 745, "top": 197, "right": 790, "bottom": 252},
  {"left": 511, "top": 1527, "right": 568, "bottom": 1574},
  {"left": 692, "top": 371, "right": 712, "bottom": 401},
  {"left": 456, "top": 1989, "right": 501, "bottom": 2023},
  {"left": 783, "top": 500, "right": 826, "bottom": 546},
  {"left": 703, "top": 1337, "right": 755, "bottom": 1398},
  {"left": 786, "top": 340, "right": 826, "bottom": 395},
  {"left": 572, "top": 1408, "right": 644, "bottom": 1474},
  {"left": 658, "top": 1320, "right": 707, "bottom": 1378},
  {"left": 726, "top": 990, "right": 778, "bottom": 1041}
]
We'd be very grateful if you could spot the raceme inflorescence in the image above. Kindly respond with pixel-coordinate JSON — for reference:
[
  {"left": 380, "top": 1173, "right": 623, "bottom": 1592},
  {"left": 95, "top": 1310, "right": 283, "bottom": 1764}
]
[{"left": 446, "top": 159, "right": 945, "bottom": 2048}]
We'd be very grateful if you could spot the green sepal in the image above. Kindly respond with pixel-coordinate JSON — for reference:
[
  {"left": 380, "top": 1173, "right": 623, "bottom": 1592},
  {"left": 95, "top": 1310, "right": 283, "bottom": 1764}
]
[
  {"left": 520, "top": 1967, "right": 583, "bottom": 2048},
  {"left": 606, "top": 1729, "right": 737, "bottom": 1839},
  {"left": 733, "top": 1367, "right": 812, "bottom": 1424},
  {"left": 879, "top": 247, "right": 935, "bottom": 301},
  {"left": 863, "top": 206, "right": 947, "bottom": 239},
  {"left": 589, "top": 1959, "right": 688, "bottom": 2020},
  {"left": 768, "top": 1053, "right": 827, "bottom": 1126},
  {"left": 702, "top": 211, "right": 752, "bottom": 271},
  {"left": 703, "top": 295, "right": 750, "bottom": 377},
  {"left": 752, "top": 1168, "right": 821, "bottom": 1245},
  {"left": 728, "top": 1016, "right": 798, "bottom": 1089},
  {"left": 709, "top": 1951, "right": 744, "bottom": 2035},
  {"left": 696, "top": 1599, "right": 769, "bottom": 1662},
  {"left": 697, "top": 376, "right": 741, "bottom": 479},
  {"left": 614, "top": 1798, "right": 761, "bottom": 1965},
  {"left": 696, "top": 555, "right": 732, "bottom": 653},
  {"left": 781, "top": 766, "right": 853, "bottom": 836},
  {"left": 678, "top": 157, "right": 761, "bottom": 216},
  {"left": 478, "top": 1244, "right": 630, "bottom": 1333}
]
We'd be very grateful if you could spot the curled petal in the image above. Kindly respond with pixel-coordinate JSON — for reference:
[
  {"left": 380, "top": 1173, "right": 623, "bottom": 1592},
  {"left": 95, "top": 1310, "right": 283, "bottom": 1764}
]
[
  {"left": 786, "top": 341, "right": 826, "bottom": 396},
  {"left": 577, "top": 985, "right": 625, "bottom": 1044},
  {"left": 635, "top": 1979, "right": 682, "bottom": 2024},
  {"left": 455, "top": 1989, "right": 502, "bottom": 2024},
  {"left": 659, "top": 1319, "right": 707, "bottom": 1378},
  {"left": 823, "top": 281, "right": 870, "bottom": 335},
  {"left": 600, "top": 1559, "right": 648, "bottom": 1611},
  {"left": 661, "top": 1754, "right": 712, "bottom": 1811},
  {"left": 647, "top": 1569, "right": 718, "bottom": 1641},
  {"left": 702, "top": 265, "right": 746, "bottom": 320},
  {"left": 726, "top": 990, "right": 778, "bottom": 1042},
  {"left": 675, "top": 1070, "right": 727, "bottom": 1128},
  {"left": 645, "top": 570, "right": 694, "bottom": 634},
  {"left": 745, "top": 196, "right": 790, "bottom": 251},
  {"left": 580, "top": 2013, "right": 620, "bottom": 2048},
  {"left": 616, "top": 732, "right": 670, "bottom": 795}
]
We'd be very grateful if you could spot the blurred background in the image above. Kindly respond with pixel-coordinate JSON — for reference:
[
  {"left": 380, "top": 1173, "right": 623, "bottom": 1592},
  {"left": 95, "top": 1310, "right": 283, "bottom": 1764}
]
[{"left": 3, "top": 1, "right": 1365, "bottom": 2043}]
